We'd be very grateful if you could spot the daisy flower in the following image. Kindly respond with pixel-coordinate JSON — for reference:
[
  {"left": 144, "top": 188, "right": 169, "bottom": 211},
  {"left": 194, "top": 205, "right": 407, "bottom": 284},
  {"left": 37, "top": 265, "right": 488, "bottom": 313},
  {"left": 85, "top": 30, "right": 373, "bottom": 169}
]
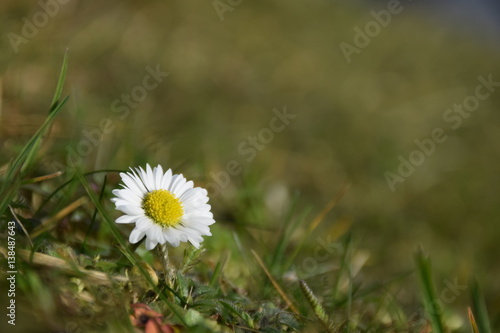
[{"left": 111, "top": 164, "right": 215, "bottom": 250}]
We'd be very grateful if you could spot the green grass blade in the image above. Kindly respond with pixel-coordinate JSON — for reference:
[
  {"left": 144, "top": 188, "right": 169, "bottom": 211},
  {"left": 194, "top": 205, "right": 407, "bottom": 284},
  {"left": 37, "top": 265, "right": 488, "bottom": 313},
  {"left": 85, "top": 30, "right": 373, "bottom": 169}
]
[
  {"left": 414, "top": 248, "right": 445, "bottom": 333},
  {"left": 22, "top": 49, "right": 69, "bottom": 173},
  {"left": 346, "top": 234, "right": 353, "bottom": 332},
  {"left": 0, "top": 52, "right": 70, "bottom": 218},
  {"left": 82, "top": 175, "right": 107, "bottom": 253},
  {"left": 282, "top": 205, "right": 312, "bottom": 271},
  {"left": 470, "top": 278, "right": 492, "bottom": 333},
  {"left": 210, "top": 251, "right": 228, "bottom": 288},
  {"left": 0, "top": 97, "right": 69, "bottom": 217},
  {"left": 1, "top": 95, "right": 69, "bottom": 184},
  {"left": 269, "top": 191, "right": 303, "bottom": 272},
  {"left": 331, "top": 233, "right": 352, "bottom": 304},
  {"left": 50, "top": 49, "right": 69, "bottom": 112},
  {"left": 34, "top": 169, "right": 123, "bottom": 216}
]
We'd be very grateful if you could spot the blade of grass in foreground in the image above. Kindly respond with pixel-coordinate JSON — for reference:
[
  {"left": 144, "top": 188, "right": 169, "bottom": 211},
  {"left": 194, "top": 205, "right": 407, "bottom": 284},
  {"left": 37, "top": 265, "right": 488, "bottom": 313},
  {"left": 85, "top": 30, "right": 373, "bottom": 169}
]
[
  {"left": 76, "top": 170, "right": 188, "bottom": 327},
  {"left": 251, "top": 249, "right": 299, "bottom": 314},
  {"left": 414, "top": 248, "right": 445, "bottom": 333},
  {"left": 0, "top": 52, "right": 69, "bottom": 217},
  {"left": 210, "top": 251, "right": 228, "bottom": 288},
  {"left": 470, "top": 278, "right": 492, "bottom": 333},
  {"left": 269, "top": 191, "right": 304, "bottom": 273},
  {"left": 21, "top": 49, "right": 69, "bottom": 175},
  {"left": 82, "top": 175, "right": 108, "bottom": 252},
  {"left": 468, "top": 307, "right": 480, "bottom": 333},
  {"left": 34, "top": 169, "right": 123, "bottom": 216},
  {"left": 50, "top": 49, "right": 69, "bottom": 111}
]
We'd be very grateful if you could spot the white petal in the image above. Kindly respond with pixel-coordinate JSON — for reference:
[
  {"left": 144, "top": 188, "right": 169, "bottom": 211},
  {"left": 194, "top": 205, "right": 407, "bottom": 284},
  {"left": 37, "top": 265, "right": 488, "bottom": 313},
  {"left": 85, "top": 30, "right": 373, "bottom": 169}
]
[
  {"left": 162, "top": 229, "right": 180, "bottom": 247},
  {"left": 183, "top": 190, "right": 209, "bottom": 206},
  {"left": 174, "top": 180, "right": 194, "bottom": 198},
  {"left": 146, "top": 164, "right": 156, "bottom": 188},
  {"left": 116, "top": 205, "right": 144, "bottom": 216},
  {"left": 112, "top": 199, "right": 130, "bottom": 207},
  {"left": 146, "top": 224, "right": 162, "bottom": 240},
  {"left": 177, "top": 225, "right": 203, "bottom": 239},
  {"left": 135, "top": 216, "right": 153, "bottom": 231},
  {"left": 179, "top": 187, "right": 202, "bottom": 201},
  {"left": 116, "top": 215, "right": 138, "bottom": 224},
  {"left": 121, "top": 172, "right": 147, "bottom": 196},
  {"left": 160, "top": 169, "right": 173, "bottom": 189},
  {"left": 168, "top": 227, "right": 189, "bottom": 245},
  {"left": 166, "top": 238, "right": 180, "bottom": 247},
  {"left": 168, "top": 174, "right": 187, "bottom": 195},
  {"left": 145, "top": 237, "right": 158, "bottom": 250},
  {"left": 184, "top": 204, "right": 212, "bottom": 215},
  {"left": 178, "top": 189, "right": 197, "bottom": 202},
  {"left": 184, "top": 216, "right": 215, "bottom": 226},
  {"left": 170, "top": 227, "right": 189, "bottom": 242},
  {"left": 187, "top": 236, "right": 201, "bottom": 248},
  {"left": 129, "top": 229, "right": 146, "bottom": 243},
  {"left": 184, "top": 223, "right": 211, "bottom": 235},
  {"left": 153, "top": 165, "right": 164, "bottom": 190},
  {"left": 125, "top": 169, "right": 143, "bottom": 192},
  {"left": 183, "top": 208, "right": 213, "bottom": 219},
  {"left": 135, "top": 166, "right": 151, "bottom": 191},
  {"left": 112, "top": 190, "right": 142, "bottom": 207},
  {"left": 113, "top": 188, "right": 142, "bottom": 204},
  {"left": 154, "top": 226, "right": 168, "bottom": 244}
]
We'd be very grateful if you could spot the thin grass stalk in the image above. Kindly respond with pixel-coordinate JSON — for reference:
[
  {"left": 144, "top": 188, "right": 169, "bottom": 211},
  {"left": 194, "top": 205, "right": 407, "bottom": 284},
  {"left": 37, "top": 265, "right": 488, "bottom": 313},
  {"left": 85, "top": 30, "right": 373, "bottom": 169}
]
[{"left": 414, "top": 248, "right": 445, "bottom": 333}]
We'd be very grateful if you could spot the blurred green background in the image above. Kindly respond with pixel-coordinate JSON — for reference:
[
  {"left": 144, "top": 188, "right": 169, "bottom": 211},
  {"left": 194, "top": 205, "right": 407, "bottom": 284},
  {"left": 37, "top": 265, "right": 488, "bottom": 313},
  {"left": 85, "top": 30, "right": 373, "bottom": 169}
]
[{"left": 1, "top": 0, "right": 500, "bottom": 326}]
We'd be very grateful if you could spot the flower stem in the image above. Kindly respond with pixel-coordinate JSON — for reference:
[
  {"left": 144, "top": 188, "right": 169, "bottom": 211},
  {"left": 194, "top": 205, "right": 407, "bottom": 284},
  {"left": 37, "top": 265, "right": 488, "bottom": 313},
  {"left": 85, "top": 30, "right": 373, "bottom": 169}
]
[{"left": 158, "top": 243, "right": 175, "bottom": 289}]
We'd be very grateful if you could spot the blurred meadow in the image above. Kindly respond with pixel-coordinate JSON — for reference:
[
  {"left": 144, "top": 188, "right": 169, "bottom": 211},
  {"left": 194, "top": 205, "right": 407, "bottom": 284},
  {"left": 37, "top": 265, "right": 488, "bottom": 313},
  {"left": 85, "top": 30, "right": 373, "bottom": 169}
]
[{"left": 1, "top": 0, "right": 500, "bottom": 332}]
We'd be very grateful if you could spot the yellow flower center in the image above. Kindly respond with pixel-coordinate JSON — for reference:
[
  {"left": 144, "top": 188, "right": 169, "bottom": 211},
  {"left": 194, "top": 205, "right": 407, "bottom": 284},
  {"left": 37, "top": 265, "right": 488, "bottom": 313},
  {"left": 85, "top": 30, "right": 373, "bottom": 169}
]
[{"left": 142, "top": 189, "right": 184, "bottom": 227}]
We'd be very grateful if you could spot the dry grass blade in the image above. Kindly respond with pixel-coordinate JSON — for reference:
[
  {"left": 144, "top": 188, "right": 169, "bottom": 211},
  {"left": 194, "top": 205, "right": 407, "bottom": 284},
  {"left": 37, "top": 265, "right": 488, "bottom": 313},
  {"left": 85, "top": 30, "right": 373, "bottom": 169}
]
[
  {"left": 22, "top": 170, "right": 64, "bottom": 184},
  {"left": 9, "top": 205, "right": 33, "bottom": 248},
  {"left": 251, "top": 249, "right": 299, "bottom": 314},
  {"left": 0, "top": 247, "right": 128, "bottom": 285},
  {"left": 309, "top": 182, "right": 351, "bottom": 232},
  {"left": 284, "top": 182, "right": 352, "bottom": 272},
  {"left": 31, "top": 196, "right": 88, "bottom": 237},
  {"left": 0, "top": 163, "right": 8, "bottom": 176},
  {"left": 468, "top": 307, "right": 480, "bottom": 333}
]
